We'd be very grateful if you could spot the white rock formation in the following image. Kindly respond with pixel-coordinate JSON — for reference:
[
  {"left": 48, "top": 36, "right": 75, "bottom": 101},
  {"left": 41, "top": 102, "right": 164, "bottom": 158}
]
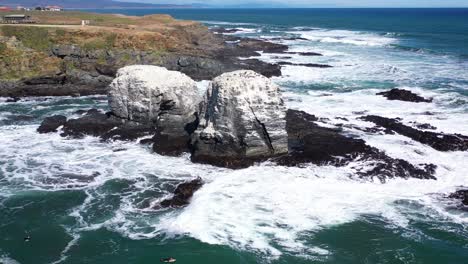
[
  {"left": 191, "top": 70, "right": 288, "bottom": 167},
  {"left": 109, "top": 65, "right": 201, "bottom": 155},
  {"left": 109, "top": 65, "right": 200, "bottom": 123}
]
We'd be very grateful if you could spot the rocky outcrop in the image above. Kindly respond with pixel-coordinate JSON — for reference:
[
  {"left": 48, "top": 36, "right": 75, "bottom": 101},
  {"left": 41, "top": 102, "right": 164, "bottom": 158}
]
[
  {"left": 377, "top": 89, "right": 433, "bottom": 103},
  {"left": 191, "top": 70, "right": 288, "bottom": 168},
  {"left": 362, "top": 115, "right": 468, "bottom": 152},
  {"left": 276, "top": 110, "right": 436, "bottom": 181},
  {"left": 37, "top": 115, "right": 67, "bottom": 133},
  {"left": 61, "top": 111, "right": 123, "bottom": 138},
  {"left": 158, "top": 178, "right": 204, "bottom": 208},
  {"left": 37, "top": 109, "right": 155, "bottom": 141},
  {"left": 109, "top": 66, "right": 201, "bottom": 155}
]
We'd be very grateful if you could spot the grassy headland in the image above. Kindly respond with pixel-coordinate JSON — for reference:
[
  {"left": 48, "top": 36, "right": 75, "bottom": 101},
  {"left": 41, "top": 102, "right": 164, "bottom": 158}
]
[{"left": 0, "top": 11, "right": 216, "bottom": 80}]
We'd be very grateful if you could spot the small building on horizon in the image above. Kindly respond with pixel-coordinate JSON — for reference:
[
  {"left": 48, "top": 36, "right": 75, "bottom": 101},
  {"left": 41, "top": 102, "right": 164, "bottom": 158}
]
[
  {"left": 45, "top": 6, "right": 62, "bottom": 11},
  {"left": 16, "top": 6, "right": 31, "bottom": 11}
]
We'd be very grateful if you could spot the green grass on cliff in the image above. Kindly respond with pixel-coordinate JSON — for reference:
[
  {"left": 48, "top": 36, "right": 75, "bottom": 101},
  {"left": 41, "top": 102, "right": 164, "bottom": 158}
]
[
  {"left": 1, "top": 26, "right": 51, "bottom": 51},
  {"left": 0, "top": 42, "right": 6, "bottom": 54}
]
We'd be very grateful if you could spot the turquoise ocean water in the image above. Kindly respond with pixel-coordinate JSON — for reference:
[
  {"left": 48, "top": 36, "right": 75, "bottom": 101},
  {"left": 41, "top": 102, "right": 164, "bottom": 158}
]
[{"left": 1, "top": 9, "right": 467, "bottom": 264}]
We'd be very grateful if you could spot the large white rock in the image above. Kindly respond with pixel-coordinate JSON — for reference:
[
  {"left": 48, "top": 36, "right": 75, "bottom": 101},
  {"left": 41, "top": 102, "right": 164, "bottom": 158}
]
[
  {"left": 191, "top": 70, "right": 288, "bottom": 167},
  {"left": 109, "top": 65, "right": 200, "bottom": 123},
  {"left": 109, "top": 65, "right": 201, "bottom": 155}
]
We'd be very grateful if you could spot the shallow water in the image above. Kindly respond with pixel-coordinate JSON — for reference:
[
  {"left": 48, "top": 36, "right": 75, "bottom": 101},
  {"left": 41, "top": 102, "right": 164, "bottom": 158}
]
[{"left": 1, "top": 8, "right": 468, "bottom": 264}]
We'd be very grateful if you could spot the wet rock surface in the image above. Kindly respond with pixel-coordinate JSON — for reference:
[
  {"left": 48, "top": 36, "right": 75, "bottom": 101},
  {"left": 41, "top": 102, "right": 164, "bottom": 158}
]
[
  {"left": 210, "top": 27, "right": 240, "bottom": 34},
  {"left": 377, "top": 89, "right": 433, "bottom": 103},
  {"left": 191, "top": 70, "right": 288, "bottom": 168},
  {"left": 278, "top": 61, "right": 333, "bottom": 68},
  {"left": 276, "top": 110, "right": 436, "bottom": 180},
  {"left": 36, "top": 109, "right": 155, "bottom": 141},
  {"left": 61, "top": 111, "right": 123, "bottom": 138},
  {"left": 362, "top": 115, "right": 468, "bottom": 152},
  {"left": 448, "top": 190, "right": 468, "bottom": 206},
  {"left": 158, "top": 178, "right": 204, "bottom": 208},
  {"left": 37, "top": 115, "right": 67, "bottom": 134},
  {"left": 284, "top": 51, "right": 323, "bottom": 56}
]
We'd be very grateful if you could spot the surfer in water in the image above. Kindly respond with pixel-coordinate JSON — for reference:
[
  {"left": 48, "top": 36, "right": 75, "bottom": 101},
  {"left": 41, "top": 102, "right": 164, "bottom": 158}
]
[{"left": 160, "top": 257, "right": 176, "bottom": 263}]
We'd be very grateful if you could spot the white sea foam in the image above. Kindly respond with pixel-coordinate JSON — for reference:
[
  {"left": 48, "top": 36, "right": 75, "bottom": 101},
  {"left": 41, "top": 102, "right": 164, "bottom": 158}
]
[
  {"left": 288, "top": 29, "right": 396, "bottom": 47},
  {"left": 202, "top": 20, "right": 258, "bottom": 26},
  {"left": 0, "top": 255, "right": 21, "bottom": 264}
]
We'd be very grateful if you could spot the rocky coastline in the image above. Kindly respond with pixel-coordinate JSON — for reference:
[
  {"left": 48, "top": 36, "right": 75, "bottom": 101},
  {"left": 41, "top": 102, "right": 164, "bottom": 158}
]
[
  {"left": 0, "top": 23, "right": 286, "bottom": 97},
  {"left": 2, "top": 15, "right": 467, "bottom": 209}
]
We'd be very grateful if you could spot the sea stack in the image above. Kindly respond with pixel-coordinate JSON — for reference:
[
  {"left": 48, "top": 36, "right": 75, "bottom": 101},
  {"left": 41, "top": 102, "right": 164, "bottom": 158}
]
[
  {"left": 190, "top": 70, "right": 288, "bottom": 168},
  {"left": 109, "top": 65, "right": 201, "bottom": 155}
]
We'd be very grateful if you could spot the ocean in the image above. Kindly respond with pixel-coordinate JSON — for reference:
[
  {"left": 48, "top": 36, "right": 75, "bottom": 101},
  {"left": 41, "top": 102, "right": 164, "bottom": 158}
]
[{"left": 1, "top": 8, "right": 467, "bottom": 264}]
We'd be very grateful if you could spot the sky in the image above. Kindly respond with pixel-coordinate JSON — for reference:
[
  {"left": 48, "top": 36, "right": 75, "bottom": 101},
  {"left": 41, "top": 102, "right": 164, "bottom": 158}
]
[{"left": 120, "top": 0, "right": 468, "bottom": 8}]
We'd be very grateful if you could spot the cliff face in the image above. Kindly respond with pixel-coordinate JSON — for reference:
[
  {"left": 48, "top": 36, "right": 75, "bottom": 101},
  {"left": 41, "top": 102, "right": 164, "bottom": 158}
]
[{"left": 0, "top": 12, "right": 284, "bottom": 97}]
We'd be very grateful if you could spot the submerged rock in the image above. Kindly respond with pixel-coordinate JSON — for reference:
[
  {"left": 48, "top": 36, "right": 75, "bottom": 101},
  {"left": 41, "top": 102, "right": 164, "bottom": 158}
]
[
  {"left": 362, "top": 115, "right": 468, "bottom": 152},
  {"left": 37, "top": 115, "right": 67, "bottom": 134},
  {"left": 210, "top": 27, "right": 240, "bottom": 34},
  {"left": 109, "top": 65, "right": 201, "bottom": 155},
  {"left": 159, "top": 178, "right": 204, "bottom": 208},
  {"left": 277, "top": 61, "right": 332, "bottom": 68},
  {"left": 191, "top": 70, "right": 288, "bottom": 168},
  {"left": 377, "top": 88, "right": 432, "bottom": 103},
  {"left": 5, "top": 97, "right": 20, "bottom": 103},
  {"left": 276, "top": 110, "right": 436, "bottom": 181},
  {"left": 448, "top": 190, "right": 468, "bottom": 206},
  {"left": 61, "top": 111, "right": 122, "bottom": 138},
  {"left": 50, "top": 109, "right": 155, "bottom": 141},
  {"left": 284, "top": 51, "right": 323, "bottom": 56}
]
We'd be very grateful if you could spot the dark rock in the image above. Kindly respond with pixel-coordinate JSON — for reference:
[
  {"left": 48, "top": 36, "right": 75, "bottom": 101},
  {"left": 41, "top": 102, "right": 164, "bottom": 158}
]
[
  {"left": 152, "top": 113, "right": 199, "bottom": 156},
  {"left": 61, "top": 110, "right": 122, "bottom": 138},
  {"left": 5, "top": 97, "right": 20, "bottom": 103},
  {"left": 278, "top": 61, "right": 332, "bottom": 68},
  {"left": 235, "top": 38, "right": 289, "bottom": 54},
  {"left": 210, "top": 27, "right": 240, "bottom": 34},
  {"left": 159, "top": 178, "right": 204, "bottom": 208},
  {"left": 362, "top": 115, "right": 468, "bottom": 152},
  {"left": 275, "top": 110, "right": 436, "bottom": 181},
  {"left": 95, "top": 63, "right": 117, "bottom": 77},
  {"left": 102, "top": 123, "right": 156, "bottom": 142},
  {"left": 161, "top": 54, "right": 282, "bottom": 81},
  {"left": 267, "top": 37, "right": 310, "bottom": 41},
  {"left": 139, "top": 138, "right": 154, "bottom": 145},
  {"left": 377, "top": 89, "right": 433, "bottom": 103},
  {"left": 411, "top": 122, "right": 437, "bottom": 130},
  {"left": 448, "top": 190, "right": 468, "bottom": 206},
  {"left": 284, "top": 51, "right": 323, "bottom": 56},
  {"left": 238, "top": 59, "right": 282, "bottom": 78},
  {"left": 277, "top": 110, "right": 371, "bottom": 165},
  {"left": 23, "top": 75, "right": 66, "bottom": 86},
  {"left": 59, "top": 109, "right": 157, "bottom": 141},
  {"left": 37, "top": 115, "right": 67, "bottom": 133}
]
